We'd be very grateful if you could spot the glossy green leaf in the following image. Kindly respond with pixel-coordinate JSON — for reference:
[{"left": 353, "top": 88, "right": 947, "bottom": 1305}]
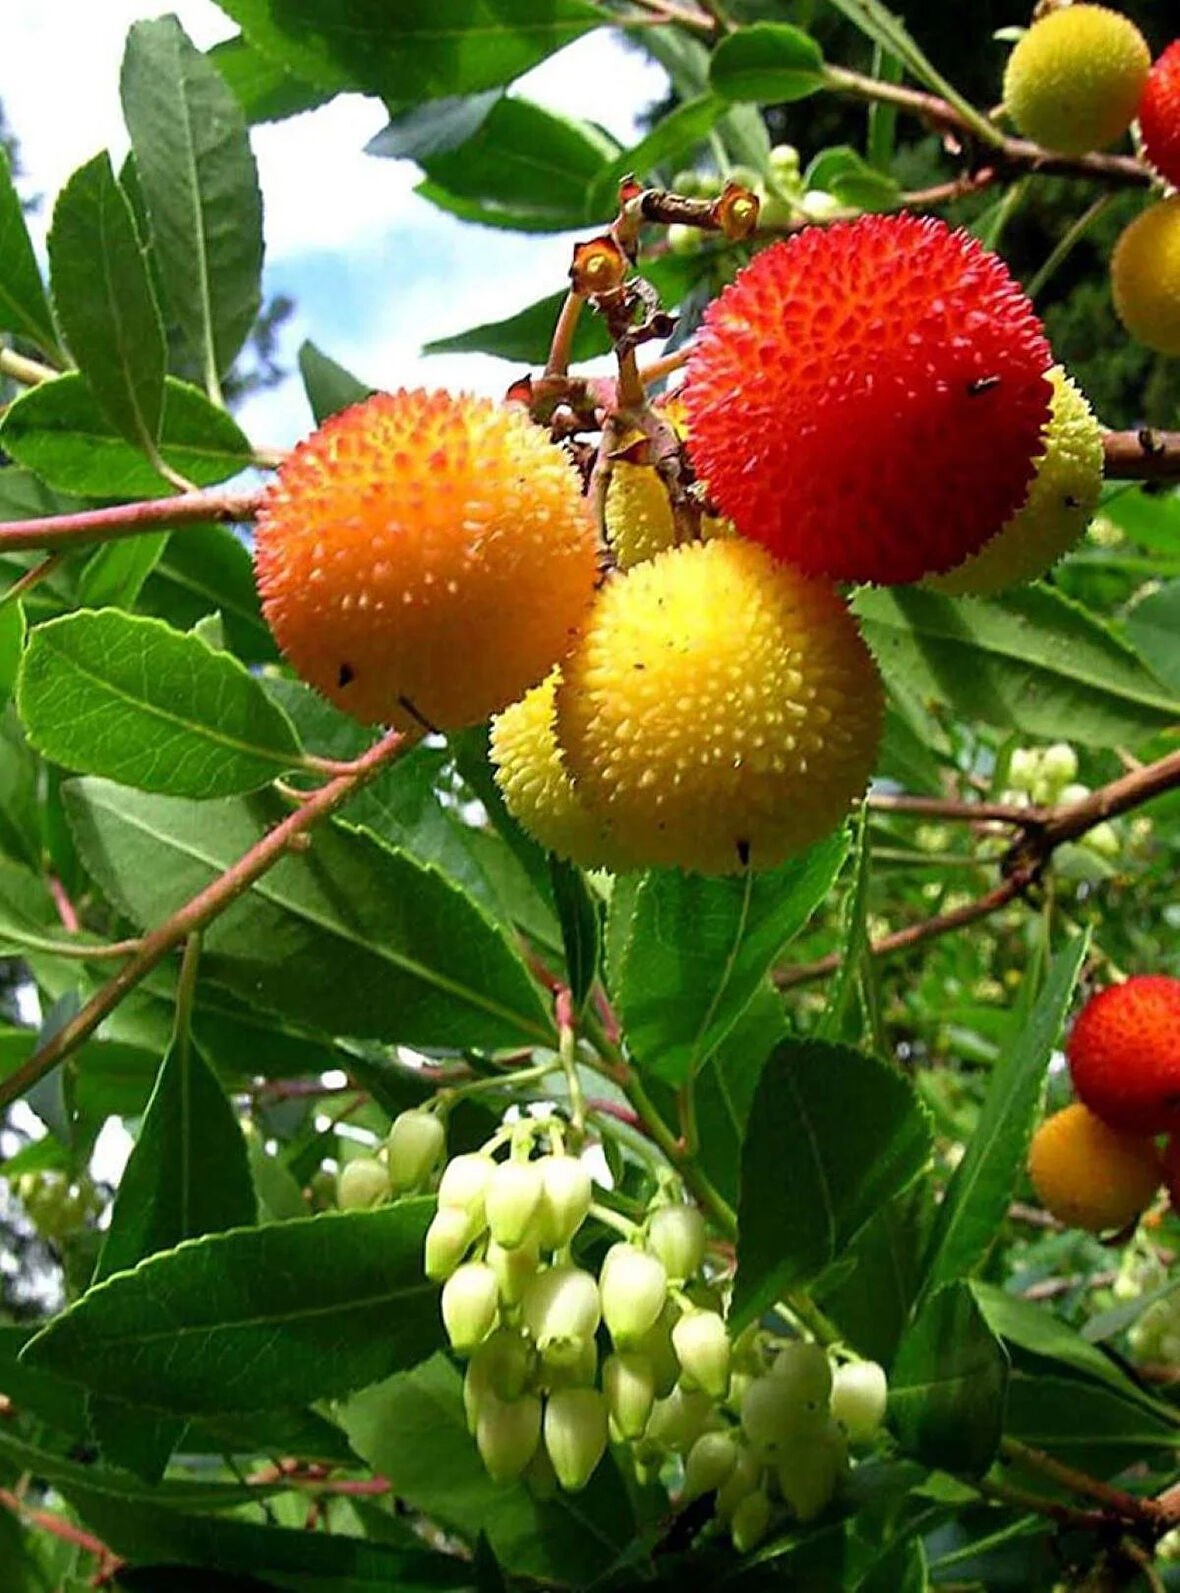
[
  {"left": 340, "top": 1353, "right": 635, "bottom": 1586},
  {"left": 856, "top": 1538, "right": 928, "bottom": 1593},
  {"left": 0, "top": 602, "right": 24, "bottom": 707},
  {"left": 1126, "top": 581, "right": 1180, "bottom": 693},
  {"left": 212, "top": 0, "right": 603, "bottom": 104},
  {"left": 121, "top": 16, "right": 264, "bottom": 389},
  {"left": 733, "top": 1039, "right": 930, "bottom": 1327},
  {"left": 686, "top": 980, "right": 786, "bottom": 1208},
  {"left": 79, "top": 534, "right": 169, "bottom": 611},
  {"left": 367, "top": 91, "right": 500, "bottom": 159},
  {"left": 207, "top": 32, "right": 332, "bottom": 123},
  {"left": 709, "top": 23, "right": 826, "bottom": 102},
  {"left": 48, "top": 152, "right": 167, "bottom": 452},
  {"left": 919, "top": 933, "right": 1088, "bottom": 1303},
  {"left": 888, "top": 1282, "right": 1008, "bottom": 1475},
  {"left": 19, "top": 610, "right": 302, "bottom": 796},
  {"left": 425, "top": 288, "right": 611, "bottom": 364},
  {"left": 1002, "top": 1361, "right": 1180, "bottom": 1472},
  {"left": 64, "top": 780, "right": 554, "bottom": 1048},
  {"left": 22, "top": 1202, "right": 439, "bottom": 1414},
  {"left": 139, "top": 523, "right": 277, "bottom": 665},
  {"left": 620, "top": 830, "right": 849, "bottom": 1086},
  {"left": 853, "top": 584, "right": 1180, "bottom": 748},
  {"left": 815, "top": 1188, "right": 931, "bottom": 1367},
  {"left": 297, "top": 340, "right": 373, "bottom": 425},
  {"left": 806, "top": 144, "right": 900, "bottom": 209},
  {"left": 0, "top": 374, "right": 253, "bottom": 496},
  {"left": 0, "top": 148, "right": 61, "bottom": 356}
]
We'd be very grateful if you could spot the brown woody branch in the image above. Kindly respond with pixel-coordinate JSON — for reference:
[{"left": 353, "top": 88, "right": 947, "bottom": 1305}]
[
  {"left": 0, "top": 728, "right": 415, "bottom": 1115},
  {"left": 777, "top": 749, "right": 1180, "bottom": 990}
]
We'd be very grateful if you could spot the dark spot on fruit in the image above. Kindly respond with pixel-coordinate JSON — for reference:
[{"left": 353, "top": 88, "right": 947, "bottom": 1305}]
[
  {"left": 1064, "top": 494, "right": 1080, "bottom": 508},
  {"left": 967, "top": 375, "right": 1001, "bottom": 397},
  {"left": 338, "top": 662, "right": 355, "bottom": 687},
  {"left": 736, "top": 838, "right": 751, "bottom": 865}
]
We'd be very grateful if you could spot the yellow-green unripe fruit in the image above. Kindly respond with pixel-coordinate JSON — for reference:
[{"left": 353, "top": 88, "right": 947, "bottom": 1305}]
[
  {"left": 442, "top": 1262, "right": 499, "bottom": 1352},
  {"left": 535, "top": 1155, "right": 593, "bottom": 1251},
  {"left": 928, "top": 368, "right": 1102, "bottom": 595},
  {"left": 603, "top": 1351, "right": 656, "bottom": 1440},
  {"left": 600, "top": 1244, "right": 669, "bottom": 1346},
  {"left": 437, "top": 1152, "right": 496, "bottom": 1225},
  {"left": 683, "top": 1430, "right": 740, "bottom": 1501},
  {"left": 386, "top": 1109, "right": 445, "bottom": 1193},
  {"left": 424, "top": 1205, "right": 474, "bottom": 1281},
  {"left": 646, "top": 1204, "right": 706, "bottom": 1282},
  {"left": 830, "top": 1360, "right": 888, "bottom": 1443},
  {"left": 1112, "top": 199, "right": 1180, "bottom": 357},
  {"left": 485, "top": 1159, "right": 544, "bottom": 1250},
  {"left": 522, "top": 1265, "right": 602, "bottom": 1367},
  {"left": 557, "top": 540, "right": 883, "bottom": 876},
  {"left": 1002, "top": 5, "right": 1149, "bottom": 155},
  {"left": 672, "top": 1310, "right": 732, "bottom": 1398},
  {"left": 776, "top": 1418, "right": 847, "bottom": 1521},
  {"left": 490, "top": 669, "right": 630, "bottom": 871},
  {"left": 336, "top": 1156, "right": 389, "bottom": 1211},
  {"left": 477, "top": 1390, "right": 542, "bottom": 1483},
  {"left": 730, "top": 1487, "right": 772, "bottom": 1553},
  {"left": 604, "top": 463, "right": 730, "bottom": 572},
  {"left": 544, "top": 1387, "right": 609, "bottom": 1492}
]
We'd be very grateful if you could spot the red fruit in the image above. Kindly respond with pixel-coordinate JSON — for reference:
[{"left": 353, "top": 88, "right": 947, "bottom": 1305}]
[
  {"left": 1140, "top": 41, "right": 1180, "bottom": 190},
  {"left": 1067, "top": 976, "right": 1180, "bottom": 1133},
  {"left": 682, "top": 215, "right": 1053, "bottom": 585}
]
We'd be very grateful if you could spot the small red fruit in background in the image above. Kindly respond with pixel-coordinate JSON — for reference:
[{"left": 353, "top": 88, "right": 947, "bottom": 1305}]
[
  {"left": 682, "top": 214, "right": 1053, "bottom": 586},
  {"left": 1066, "top": 975, "right": 1180, "bottom": 1133},
  {"left": 1140, "top": 40, "right": 1180, "bottom": 191}
]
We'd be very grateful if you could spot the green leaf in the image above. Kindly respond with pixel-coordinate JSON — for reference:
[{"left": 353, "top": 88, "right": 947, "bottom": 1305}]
[
  {"left": 65, "top": 779, "right": 555, "bottom": 1049},
  {"left": 919, "top": 935, "right": 1088, "bottom": 1304},
  {"left": 297, "top": 340, "right": 373, "bottom": 425},
  {"left": 19, "top": 610, "right": 303, "bottom": 797},
  {"left": 1126, "top": 581, "right": 1180, "bottom": 693},
  {"left": 819, "top": 809, "right": 873, "bottom": 1047},
  {"left": 418, "top": 99, "right": 615, "bottom": 231},
  {"left": 367, "top": 91, "right": 501, "bottom": 159},
  {"left": 48, "top": 152, "right": 167, "bottom": 454},
  {"left": 207, "top": 32, "right": 332, "bottom": 123},
  {"left": 212, "top": 0, "right": 603, "bottom": 104},
  {"left": 0, "top": 602, "right": 25, "bottom": 708},
  {"left": 805, "top": 145, "right": 900, "bottom": 209},
  {"left": 588, "top": 94, "right": 727, "bottom": 218},
  {"left": 709, "top": 23, "right": 826, "bottom": 102},
  {"left": 22, "top": 1202, "right": 440, "bottom": 1414},
  {"left": 620, "top": 831, "right": 850, "bottom": 1087},
  {"left": 425, "top": 289, "right": 611, "bottom": 364},
  {"left": 140, "top": 523, "right": 277, "bottom": 665},
  {"left": 688, "top": 980, "right": 787, "bottom": 1208},
  {"left": 857, "top": 1538, "right": 928, "bottom": 1593},
  {"left": 732, "top": 1039, "right": 931, "bottom": 1327},
  {"left": 121, "top": 16, "right": 264, "bottom": 391},
  {"left": 853, "top": 584, "right": 1180, "bottom": 748},
  {"left": 340, "top": 1353, "right": 635, "bottom": 1587},
  {"left": 815, "top": 1189, "right": 931, "bottom": 1367},
  {"left": 79, "top": 534, "right": 169, "bottom": 611},
  {"left": 1002, "top": 1360, "right": 1180, "bottom": 1471},
  {"left": 0, "top": 374, "right": 253, "bottom": 496},
  {"left": 548, "top": 856, "right": 599, "bottom": 1014},
  {"left": 888, "top": 1281, "right": 1008, "bottom": 1475},
  {"left": 0, "top": 147, "right": 61, "bottom": 357}
]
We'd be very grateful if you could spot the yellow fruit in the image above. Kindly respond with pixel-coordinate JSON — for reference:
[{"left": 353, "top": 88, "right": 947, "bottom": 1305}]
[
  {"left": 1111, "top": 198, "right": 1180, "bottom": 357},
  {"left": 928, "top": 368, "right": 1102, "bottom": 595},
  {"left": 603, "top": 397, "right": 732, "bottom": 572},
  {"left": 489, "top": 668, "right": 632, "bottom": 870},
  {"left": 254, "top": 390, "right": 598, "bottom": 730},
  {"left": 555, "top": 540, "right": 883, "bottom": 876},
  {"left": 1026, "top": 1102, "right": 1161, "bottom": 1233},
  {"left": 1002, "top": 5, "right": 1150, "bottom": 155}
]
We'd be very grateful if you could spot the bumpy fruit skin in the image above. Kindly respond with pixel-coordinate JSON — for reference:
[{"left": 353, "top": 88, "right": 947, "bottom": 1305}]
[
  {"left": 1026, "top": 1103, "right": 1160, "bottom": 1233},
  {"left": 254, "top": 390, "right": 597, "bottom": 729},
  {"left": 490, "top": 669, "right": 632, "bottom": 871},
  {"left": 1067, "top": 976, "right": 1180, "bottom": 1132},
  {"left": 1112, "top": 199, "right": 1180, "bottom": 357},
  {"left": 683, "top": 216, "right": 1052, "bottom": 585},
  {"left": 1140, "top": 41, "right": 1180, "bottom": 190},
  {"left": 929, "top": 368, "right": 1102, "bottom": 595},
  {"left": 1002, "top": 5, "right": 1149, "bottom": 155},
  {"left": 556, "top": 540, "right": 883, "bottom": 875}
]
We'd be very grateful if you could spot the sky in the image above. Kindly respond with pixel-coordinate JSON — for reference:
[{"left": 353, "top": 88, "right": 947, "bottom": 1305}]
[{"left": 4, "top": 2, "right": 668, "bottom": 450}]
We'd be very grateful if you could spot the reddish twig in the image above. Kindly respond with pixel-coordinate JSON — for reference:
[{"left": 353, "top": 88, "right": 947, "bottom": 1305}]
[
  {"left": 868, "top": 791, "right": 1039, "bottom": 826},
  {"left": 0, "top": 489, "right": 262, "bottom": 554},
  {"left": 1001, "top": 1438, "right": 1177, "bottom": 1533},
  {"left": 586, "top": 1097, "right": 644, "bottom": 1131},
  {"left": 0, "top": 1488, "right": 123, "bottom": 1581},
  {"left": 47, "top": 876, "right": 81, "bottom": 934},
  {"left": 1104, "top": 430, "right": 1180, "bottom": 482},
  {"left": 0, "top": 729, "right": 416, "bottom": 1114}
]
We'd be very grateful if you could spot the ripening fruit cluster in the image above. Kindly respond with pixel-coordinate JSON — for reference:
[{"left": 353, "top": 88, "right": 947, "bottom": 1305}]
[
  {"left": 13, "top": 1171, "right": 101, "bottom": 1244},
  {"left": 1001, "top": 8, "right": 1180, "bottom": 356},
  {"left": 1027, "top": 975, "right": 1180, "bottom": 1234}
]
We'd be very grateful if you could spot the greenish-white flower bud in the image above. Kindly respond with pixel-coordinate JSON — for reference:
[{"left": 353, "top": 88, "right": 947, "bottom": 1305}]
[
  {"left": 776, "top": 1417, "right": 847, "bottom": 1521},
  {"left": 544, "top": 1387, "right": 608, "bottom": 1492},
  {"left": 488, "top": 1236, "right": 541, "bottom": 1306},
  {"left": 603, "top": 1351, "right": 656, "bottom": 1441},
  {"left": 715, "top": 1442, "right": 762, "bottom": 1522},
  {"left": 437, "top": 1153, "right": 495, "bottom": 1224},
  {"left": 464, "top": 1328, "right": 533, "bottom": 1431},
  {"left": 386, "top": 1109, "right": 445, "bottom": 1193},
  {"left": 486, "top": 1159, "right": 544, "bottom": 1249},
  {"left": 830, "top": 1360, "right": 888, "bottom": 1443},
  {"left": 600, "top": 1243, "right": 668, "bottom": 1346},
  {"left": 683, "top": 1429, "right": 739, "bottom": 1502},
  {"left": 477, "top": 1390, "right": 542, "bottom": 1483},
  {"left": 632, "top": 1300, "right": 682, "bottom": 1398},
  {"left": 645, "top": 1205, "right": 706, "bottom": 1281},
  {"left": 730, "top": 1487, "right": 772, "bottom": 1553},
  {"left": 667, "top": 223, "right": 701, "bottom": 256},
  {"left": 800, "top": 189, "right": 841, "bottom": 220},
  {"left": 1008, "top": 747, "right": 1040, "bottom": 793},
  {"left": 423, "top": 1205, "right": 474, "bottom": 1281},
  {"left": 1040, "top": 742, "right": 1079, "bottom": 791},
  {"left": 521, "top": 1264, "right": 601, "bottom": 1367},
  {"left": 535, "top": 1155, "right": 593, "bottom": 1250},
  {"left": 742, "top": 1366, "right": 827, "bottom": 1461},
  {"left": 645, "top": 1384, "right": 713, "bottom": 1454},
  {"left": 441, "top": 1261, "right": 499, "bottom": 1353},
  {"left": 672, "top": 1309, "right": 731, "bottom": 1398},
  {"left": 768, "top": 142, "right": 801, "bottom": 182},
  {"left": 336, "top": 1157, "right": 389, "bottom": 1211},
  {"left": 770, "top": 1342, "right": 833, "bottom": 1416}
]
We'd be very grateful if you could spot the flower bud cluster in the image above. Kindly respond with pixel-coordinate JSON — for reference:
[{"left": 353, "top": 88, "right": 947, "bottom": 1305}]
[
  {"left": 336, "top": 1107, "right": 445, "bottom": 1212},
  {"left": 1005, "top": 743, "right": 1122, "bottom": 863},
  {"left": 15, "top": 1171, "right": 101, "bottom": 1243}
]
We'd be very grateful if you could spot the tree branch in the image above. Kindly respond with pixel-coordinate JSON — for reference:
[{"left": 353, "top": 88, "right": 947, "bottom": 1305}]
[
  {"left": 0, "top": 489, "right": 262, "bottom": 556},
  {"left": 1102, "top": 430, "right": 1180, "bottom": 482},
  {"left": 0, "top": 728, "right": 416, "bottom": 1114}
]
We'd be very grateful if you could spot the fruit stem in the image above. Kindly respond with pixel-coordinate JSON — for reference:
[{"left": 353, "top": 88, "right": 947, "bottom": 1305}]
[
  {"left": 1025, "top": 192, "right": 1117, "bottom": 302},
  {"left": 556, "top": 987, "right": 587, "bottom": 1133},
  {"left": 544, "top": 289, "right": 585, "bottom": 380},
  {"left": 439, "top": 1060, "right": 556, "bottom": 1104},
  {"left": 0, "top": 726, "right": 421, "bottom": 1115},
  {"left": 589, "top": 1200, "right": 641, "bottom": 1240},
  {"left": 0, "top": 489, "right": 262, "bottom": 553}
]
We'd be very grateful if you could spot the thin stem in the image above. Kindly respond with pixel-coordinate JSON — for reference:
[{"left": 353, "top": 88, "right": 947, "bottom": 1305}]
[
  {"left": 0, "top": 347, "right": 57, "bottom": 386},
  {"left": 614, "top": 0, "right": 717, "bottom": 33},
  {"left": 868, "top": 791, "right": 1037, "bottom": 825},
  {"left": 676, "top": 1081, "right": 699, "bottom": 1158},
  {"left": 623, "top": 1071, "right": 737, "bottom": 1236},
  {"left": 974, "top": 1475, "right": 1112, "bottom": 1532},
  {"left": 0, "top": 489, "right": 262, "bottom": 554},
  {"left": 0, "top": 728, "right": 417, "bottom": 1114},
  {"left": 1104, "top": 429, "right": 1180, "bottom": 481},
  {"left": 0, "top": 552, "right": 64, "bottom": 609},
  {"left": 589, "top": 1199, "right": 641, "bottom": 1239},
  {"left": 442, "top": 1061, "right": 555, "bottom": 1101},
  {"left": 544, "top": 290, "right": 586, "bottom": 379},
  {"left": 556, "top": 988, "right": 586, "bottom": 1132},
  {"left": 640, "top": 346, "right": 690, "bottom": 388},
  {"left": 0, "top": 926, "right": 141, "bottom": 961},
  {"left": 1026, "top": 192, "right": 1117, "bottom": 302},
  {"left": 1000, "top": 1437, "right": 1170, "bottom": 1531}
]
